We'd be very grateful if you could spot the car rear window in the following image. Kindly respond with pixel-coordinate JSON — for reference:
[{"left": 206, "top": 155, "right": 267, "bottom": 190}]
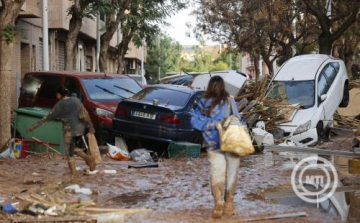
[
  {"left": 22, "top": 75, "right": 61, "bottom": 99},
  {"left": 82, "top": 77, "right": 142, "bottom": 101},
  {"left": 131, "top": 87, "right": 192, "bottom": 107}
]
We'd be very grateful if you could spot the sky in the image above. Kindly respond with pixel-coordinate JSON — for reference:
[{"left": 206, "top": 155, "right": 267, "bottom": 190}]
[{"left": 164, "top": 4, "right": 217, "bottom": 46}]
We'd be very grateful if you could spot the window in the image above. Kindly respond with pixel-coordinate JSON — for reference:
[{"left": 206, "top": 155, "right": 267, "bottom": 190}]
[
  {"left": 317, "top": 74, "right": 330, "bottom": 99},
  {"left": 65, "top": 78, "right": 81, "bottom": 98},
  {"left": 82, "top": 77, "right": 142, "bottom": 102},
  {"left": 132, "top": 87, "right": 192, "bottom": 107},
  {"left": 331, "top": 62, "right": 340, "bottom": 72},
  {"left": 266, "top": 80, "right": 315, "bottom": 109},
  {"left": 322, "top": 63, "right": 337, "bottom": 88},
  {"left": 36, "top": 75, "right": 61, "bottom": 99}
]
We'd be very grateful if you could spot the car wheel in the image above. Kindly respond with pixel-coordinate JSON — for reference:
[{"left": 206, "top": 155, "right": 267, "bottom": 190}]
[
  {"left": 192, "top": 130, "right": 203, "bottom": 145},
  {"left": 316, "top": 122, "right": 324, "bottom": 141},
  {"left": 339, "top": 83, "right": 349, "bottom": 107}
]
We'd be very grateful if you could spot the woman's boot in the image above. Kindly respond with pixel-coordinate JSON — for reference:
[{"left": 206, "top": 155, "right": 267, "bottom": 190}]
[
  {"left": 68, "top": 159, "right": 77, "bottom": 175},
  {"left": 223, "top": 192, "right": 236, "bottom": 216},
  {"left": 73, "top": 149, "right": 96, "bottom": 171},
  {"left": 212, "top": 185, "right": 224, "bottom": 218}
]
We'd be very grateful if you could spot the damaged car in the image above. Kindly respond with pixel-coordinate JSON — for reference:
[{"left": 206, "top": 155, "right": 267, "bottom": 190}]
[{"left": 265, "top": 54, "right": 349, "bottom": 145}]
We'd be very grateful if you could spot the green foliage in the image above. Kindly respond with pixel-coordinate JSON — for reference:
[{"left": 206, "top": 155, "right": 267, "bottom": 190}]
[
  {"left": 210, "top": 61, "right": 229, "bottom": 72},
  {"left": 1, "top": 25, "right": 21, "bottom": 44},
  {"left": 145, "top": 34, "right": 182, "bottom": 80},
  {"left": 67, "top": 0, "right": 113, "bottom": 19},
  {"left": 120, "top": 0, "right": 186, "bottom": 48}
]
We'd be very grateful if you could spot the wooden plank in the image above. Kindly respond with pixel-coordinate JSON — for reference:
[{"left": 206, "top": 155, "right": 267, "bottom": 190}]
[
  {"left": 240, "top": 211, "right": 307, "bottom": 222},
  {"left": 266, "top": 185, "right": 360, "bottom": 199},
  {"left": 11, "top": 216, "right": 96, "bottom": 222},
  {"left": 264, "top": 145, "right": 360, "bottom": 158}
]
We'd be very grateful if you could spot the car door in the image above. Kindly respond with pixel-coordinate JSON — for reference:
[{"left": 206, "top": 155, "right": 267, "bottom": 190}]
[
  {"left": 34, "top": 74, "right": 62, "bottom": 108},
  {"left": 317, "top": 63, "right": 340, "bottom": 127}
]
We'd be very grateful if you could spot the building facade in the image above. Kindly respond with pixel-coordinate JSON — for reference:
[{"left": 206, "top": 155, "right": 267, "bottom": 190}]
[{"left": 10, "top": 0, "right": 145, "bottom": 109}]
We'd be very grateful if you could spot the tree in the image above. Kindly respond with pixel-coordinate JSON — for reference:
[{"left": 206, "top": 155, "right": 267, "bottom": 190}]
[
  {"left": 195, "top": 0, "right": 318, "bottom": 78},
  {"left": 145, "top": 34, "right": 182, "bottom": 80},
  {"left": 65, "top": 0, "right": 111, "bottom": 70},
  {"left": 116, "top": 0, "right": 185, "bottom": 74},
  {"left": 333, "top": 18, "right": 360, "bottom": 78},
  {"left": 299, "top": 0, "right": 359, "bottom": 55},
  {"left": 99, "top": 0, "right": 131, "bottom": 72},
  {"left": 0, "top": 0, "right": 26, "bottom": 149}
]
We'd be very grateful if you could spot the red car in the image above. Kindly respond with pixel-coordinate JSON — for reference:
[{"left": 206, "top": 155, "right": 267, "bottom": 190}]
[{"left": 19, "top": 71, "right": 143, "bottom": 144}]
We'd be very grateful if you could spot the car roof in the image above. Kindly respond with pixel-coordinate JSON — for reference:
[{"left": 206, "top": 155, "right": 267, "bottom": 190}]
[
  {"left": 274, "top": 54, "right": 338, "bottom": 81},
  {"left": 148, "top": 84, "right": 202, "bottom": 93},
  {"left": 25, "top": 71, "right": 129, "bottom": 79}
]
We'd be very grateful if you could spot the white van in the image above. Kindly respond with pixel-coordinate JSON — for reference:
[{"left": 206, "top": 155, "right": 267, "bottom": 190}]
[{"left": 265, "top": 54, "right": 349, "bottom": 145}]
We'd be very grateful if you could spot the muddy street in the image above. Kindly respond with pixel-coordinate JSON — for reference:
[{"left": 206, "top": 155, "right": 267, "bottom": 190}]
[{"left": 1, "top": 134, "right": 359, "bottom": 222}]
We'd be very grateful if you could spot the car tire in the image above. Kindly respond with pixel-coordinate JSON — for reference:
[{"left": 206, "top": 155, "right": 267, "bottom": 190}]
[
  {"left": 192, "top": 130, "right": 203, "bottom": 145},
  {"left": 316, "top": 122, "right": 324, "bottom": 141},
  {"left": 339, "top": 83, "right": 349, "bottom": 107}
]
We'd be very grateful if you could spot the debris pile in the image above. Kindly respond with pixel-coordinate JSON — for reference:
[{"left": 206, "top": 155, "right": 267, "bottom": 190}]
[{"left": 1, "top": 182, "right": 151, "bottom": 222}]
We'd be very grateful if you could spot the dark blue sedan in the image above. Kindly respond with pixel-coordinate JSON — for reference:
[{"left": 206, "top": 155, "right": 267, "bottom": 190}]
[{"left": 112, "top": 85, "right": 204, "bottom": 144}]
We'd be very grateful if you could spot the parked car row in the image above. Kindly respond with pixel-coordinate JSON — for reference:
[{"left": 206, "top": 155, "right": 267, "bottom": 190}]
[{"left": 17, "top": 54, "right": 349, "bottom": 149}]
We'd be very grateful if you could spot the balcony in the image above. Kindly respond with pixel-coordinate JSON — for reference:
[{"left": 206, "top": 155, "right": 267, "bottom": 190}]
[{"left": 19, "top": 0, "right": 41, "bottom": 18}]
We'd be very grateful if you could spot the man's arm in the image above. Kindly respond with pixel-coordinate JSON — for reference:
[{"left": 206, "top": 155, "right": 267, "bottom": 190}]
[{"left": 27, "top": 103, "right": 62, "bottom": 132}]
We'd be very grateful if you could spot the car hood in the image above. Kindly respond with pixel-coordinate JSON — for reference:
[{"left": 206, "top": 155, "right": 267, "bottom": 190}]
[
  {"left": 93, "top": 101, "right": 120, "bottom": 113},
  {"left": 279, "top": 106, "right": 316, "bottom": 130}
]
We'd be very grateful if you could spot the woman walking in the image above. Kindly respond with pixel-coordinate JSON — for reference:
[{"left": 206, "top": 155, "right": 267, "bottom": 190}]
[
  {"left": 191, "top": 76, "right": 246, "bottom": 218},
  {"left": 27, "top": 86, "right": 96, "bottom": 176}
]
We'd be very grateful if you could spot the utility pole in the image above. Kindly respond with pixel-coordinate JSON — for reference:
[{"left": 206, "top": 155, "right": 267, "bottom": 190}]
[
  {"left": 292, "top": 0, "right": 297, "bottom": 56},
  {"left": 230, "top": 53, "right": 232, "bottom": 70},
  {"left": 158, "top": 35, "right": 161, "bottom": 81},
  {"left": 42, "top": 0, "right": 49, "bottom": 71},
  {"left": 96, "top": 14, "right": 100, "bottom": 72},
  {"left": 141, "top": 41, "right": 145, "bottom": 85}
]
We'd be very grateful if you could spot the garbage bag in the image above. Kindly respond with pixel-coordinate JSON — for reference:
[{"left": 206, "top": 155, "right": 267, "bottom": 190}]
[
  {"left": 107, "top": 143, "right": 130, "bottom": 161},
  {"left": 0, "top": 148, "right": 16, "bottom": 159},
  {"left": 129, "top": 149, "right": 154, "bottom": 162}
]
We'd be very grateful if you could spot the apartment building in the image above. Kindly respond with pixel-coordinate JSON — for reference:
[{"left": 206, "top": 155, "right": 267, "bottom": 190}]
[{"left": 10, "top": 0, "right": 145, "bottom": 109}]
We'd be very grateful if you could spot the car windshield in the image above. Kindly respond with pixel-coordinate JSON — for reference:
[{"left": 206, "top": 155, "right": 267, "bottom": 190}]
[
  {"left": 82, "top": 77, "right": 142, "bottom": 102},
  {"left": 265, "top": 80, "right": 315, "bottom": 109},
  {"left": 131, "top": 87, "right": 192, "bottom": 107}
]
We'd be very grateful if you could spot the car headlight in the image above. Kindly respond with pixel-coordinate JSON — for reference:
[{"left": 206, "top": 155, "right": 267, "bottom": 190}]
[
  {"left": 95, "top": 108, "right": 114, "bottom": 118},
  {"left": 293, "top": 120, "right": 311, "bottom": 135}
]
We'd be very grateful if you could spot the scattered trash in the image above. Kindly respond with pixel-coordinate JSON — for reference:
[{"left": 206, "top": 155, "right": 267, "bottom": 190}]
[
  {"left": 86, "top": 169, "right": 99, "bottom": 175},
  {"left": 108, "top": 143, "right": 131, "bottom": 161},
  {"left": 65, "top": 184, "right": 92, "bottom": 195},
  {"left": 128, "top": 163, "right": 159, "bottom": 169},
  {"left": 129, "top": 149, "right": 154, "bottom": 162},
  {"left": 115, "top": 137, "right": 129, "bottom": 153},
  {"left": 0, "top": 203, "right": 18, "bottom": 214},
  {"left": 0, "top": 147, "right": 16, "bottom": 159},
  {"left": 102, "top": 169, "right": 117, "bottom": 174},
  {"left": 23, "top": 180, "right": 44, "bottom": 185},
  {"left": 252, "top": 128, "right": 274, "bottom": 146},
  {"left": 31, "top": 172, "right": 40, "bottom": 176}
]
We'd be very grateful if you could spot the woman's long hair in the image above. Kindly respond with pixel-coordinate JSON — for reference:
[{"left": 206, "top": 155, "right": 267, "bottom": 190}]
[{"left": 203, "top": 76, "right": 229, "bottom": 115}]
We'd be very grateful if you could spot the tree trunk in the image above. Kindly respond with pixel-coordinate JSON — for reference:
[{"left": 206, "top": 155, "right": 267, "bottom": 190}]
[
  {"left": 318, "top": 35, "right": 333, "bottom": 55},
  {"left": 117, "top": 43, "right": 129, "bottom": 74},
  {"left": 0, "top": 39, "right": 13, "bottom": 150},
  {"left": 252, "top": 53, "right": 260, "bottom": 82},
  {"left": 261, "top": 54, "right": 274, "bottom": 76},
  {"left": 0, "top": 0, "right": 26, "bottom": 150},
  {"left": 99, "top": 14, "right": 117, "bottom": 73},
  {"left": 65, "top": 16, "right": 82, "bottom": 71},
  {"left": 65, "top": 0, "right": 82, "bottom": 71}
]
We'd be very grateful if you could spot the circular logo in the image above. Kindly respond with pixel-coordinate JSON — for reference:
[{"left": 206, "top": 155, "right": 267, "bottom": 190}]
[{"left": 291, "top": 156, "right": 338, "bottom": 203}]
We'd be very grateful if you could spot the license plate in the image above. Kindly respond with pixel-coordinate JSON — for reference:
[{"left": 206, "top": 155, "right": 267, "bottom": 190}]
[{"left": 132, "top": 111, "right": 156, "bottom": 120}]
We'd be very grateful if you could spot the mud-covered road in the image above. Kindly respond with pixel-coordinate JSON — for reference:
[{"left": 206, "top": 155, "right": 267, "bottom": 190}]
[{"left": 1, "top": 134, "right": 360, "bottom": 222}]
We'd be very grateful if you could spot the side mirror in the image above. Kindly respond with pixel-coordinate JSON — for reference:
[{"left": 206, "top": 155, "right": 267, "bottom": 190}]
[{"left": 320, "top": 94, "right": 327, "bottom": 102}]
